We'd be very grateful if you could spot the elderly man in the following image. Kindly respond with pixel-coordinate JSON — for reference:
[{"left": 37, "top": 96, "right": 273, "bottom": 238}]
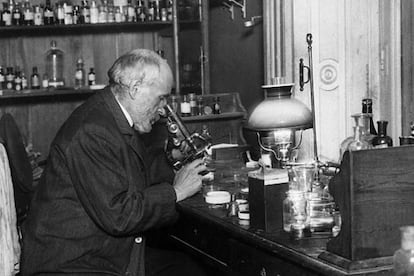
[{"left": 21, "top": 49, "right": 207, "bottom": 275}]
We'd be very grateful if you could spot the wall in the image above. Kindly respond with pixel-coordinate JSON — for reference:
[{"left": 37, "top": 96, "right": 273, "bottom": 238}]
[{"left": 208, "top": 1, "right": 264, "bottom": 115}]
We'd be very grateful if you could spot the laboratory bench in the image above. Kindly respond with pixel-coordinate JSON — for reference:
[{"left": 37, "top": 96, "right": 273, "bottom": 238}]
[{"left": 170, "top": 188, "right": 394, "bottom": 276}]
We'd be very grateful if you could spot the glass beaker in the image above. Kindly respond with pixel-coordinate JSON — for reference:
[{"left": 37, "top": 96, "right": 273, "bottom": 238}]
[
  {"left": 283, "top": 190, "right": 310, "bottom": 238},
  {"left": 288, "top": 165, "right": 316, "bottom": 193},
  {"left": 394, "top": 226, "right": 414, "bottom": 276},
  {"left": 46, "top": 40, "right": 65, "bottom": 87}
]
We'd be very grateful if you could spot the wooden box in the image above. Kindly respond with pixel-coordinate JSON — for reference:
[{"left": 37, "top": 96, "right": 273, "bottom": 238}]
[
  {"left": 319, "top": 146, "right": 414, "bottom": 271},
  {"left": 248, "top": 169, "right": 289, "bottom": 232}
]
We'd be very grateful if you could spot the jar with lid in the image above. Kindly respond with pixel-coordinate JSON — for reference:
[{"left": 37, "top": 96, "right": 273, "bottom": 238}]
[
  {"left": 372, "top": 120, "right": 393, "bottom": 148},
  {"left": 283, "top": 190, "right": 310, "bottom": 238},
  {"left": 394, "top": 226, "right": 414, "bottom": 275},
  {"left": 45, "top": 40, "right": 65, "bottom": 88}
]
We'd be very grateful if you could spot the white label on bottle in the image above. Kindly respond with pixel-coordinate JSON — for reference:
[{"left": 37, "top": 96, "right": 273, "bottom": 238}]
[
  {"left": 44, "top": 10, "right": 54, "bottom": 18},
  {"left": 0, "top": 75, "right": 4, "bottom": 82},
  {"left": 75, "top": 70, "right": 84, "bottom": 80},
  {"left": 42, "top": 79, "right": 49, "bottom": 88},
  {"left": 34, "top": 13, "right": 43, "bottom": 25},
  {"left": 24, "top": 11, "right": 34, "bottom": 21},
  {"left": 180, "top": 102, "right": 191, "bottom": 114}
]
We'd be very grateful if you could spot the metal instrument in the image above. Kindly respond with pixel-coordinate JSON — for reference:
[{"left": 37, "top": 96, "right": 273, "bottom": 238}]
[{"left": 163, "top": 104, "right": 211, "bottom": 169}]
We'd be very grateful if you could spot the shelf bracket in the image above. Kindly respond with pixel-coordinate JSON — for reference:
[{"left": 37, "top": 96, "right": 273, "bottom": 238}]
[{"left": 222, "top": 0, "right": 246, "bottom": 20}]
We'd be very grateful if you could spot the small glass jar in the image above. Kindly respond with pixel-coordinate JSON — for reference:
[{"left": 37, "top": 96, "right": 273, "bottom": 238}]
[
  {"left": 394, "top": 226, "right": 414, "bottom": 276},
  {"left": 283, "top": 190, "right": 310, "bottom": 238}
]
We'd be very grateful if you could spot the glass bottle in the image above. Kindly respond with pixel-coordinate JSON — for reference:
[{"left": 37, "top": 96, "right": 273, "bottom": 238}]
[
  {"left": 136, "top": 0, "right": 146, "bottom": 22},
  {"left": 126, "top": 0, "right": 135, "bottom": 22},
  {"left": 347, "top": 126, "right": 370, "bottom": 152},
  {"left": 22, "top": 0, "right": 34, "bottom": 26},
  {"left": 33, "top": 5, "right": 43, "bottom": 26},
  {"left": 14, "top": 68, "right": 22, "bottom": 91},
  {"left": 88, "top": 67, "right": 96, "bottom": 86},
  {"left": 12, "top": 1, "right": 22, "bottom": 26},
  {"left": 170, "top": 95, "right": 179, "bottom": 113},
  {"left": 394, "top": 226, "right": 414, "bottom": 276},
  {"left": 339, "top": 113, "right": 373, "bottom": 161},
  {"left": 212, "top": 96, "right": 221, "bottom": 114},
  {"left": 75, "top": 57, "right": 85, "bottom": 89},
  {"left": 372, "top": 120, "right": 393, "bottom": 148},
  {"left": 0, "top": 66, "right": 5, "bottom": 90},
  {"left": 180, "top": 95, "right": 191, "bottom": 117},
  {"left": 283, "top": 190, "right": 310, "bottom": 239},
  {"left": 43, "top": 0, "right": 55, "bottom": 25},
  {"left": 56, "top": 2, "right": 65, "bottom": 25},
  {"left": 197, "top": 96, "right": 204, "bottom": 116},
  {"left": 42, "top": 73, "right": 49, "bottom": 88},
  {"left": 5, "top": 67, "right": 15, "bottom": 90},
  {"left": 80, "top": 0, "right": 91, "bottom": 24},
  {"left": 90, "top": 0, "right": 99, "bottom": 24},
  {"left": 46, "top": 40, "right": 65, "bottom": 88},
  {"left": 21, "top": 71, "right": 28, "bottom": 90},
  {"left": 362, "top": 98, "right": 378, "bottom": 136},
  {"left": 189, "top": 93, "right": 198, "bottom": 116},
  {"left": 2, "top": 3, "right": 12, "bottom": 26},
  {"left": 30, "top": 66, "right": 40, "bottom": 89}
]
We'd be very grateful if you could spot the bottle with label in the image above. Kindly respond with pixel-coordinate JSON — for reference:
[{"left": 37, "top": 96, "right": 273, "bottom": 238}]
[
  {"left": 212, "top": 96, "right": 221, "bottom": 114},
  {"left": 75, "top": 57, "right": 85, "bottom": 89},
  {"left": 372, "top": 120, "right": 393, "bottom": 148},
  {"left": 31, "top": 66, "right": 40, "bottom": 89},
  {"left": 189, "top": 93, "right": 198, "bottom": 116},
  {"left": 88, "top": 67, "right": 96, "bottom": 86},
  {"left": 72, "top": 5, "right": 80, "bottom": 24},
  {"left": 0, "top": 66, "right": 5, "bottom": 90},
  {"left": 14, "top": 69, "right": 22, "bottom": 91},
  {"left": 42, "top": 73, "right": 49, "bottom": 88},
  {"left": 180, "top": 95, "right": 191, "bottom": 117},
  {"left": 63, "top": 3, "right": 74, "bottom": 25},
  {"left": 90, "top": 0, "right": 99, "bottom": 23},
  {"left": 80, "top": 0, "right": 91, "bottom": 24},
  {"left": 56, "top": 2, "right": 65, "bottom": 25},
  {"left": 2, "top": 3, "right": 12, "bottom": 26},
  {"left": 136, "top": 0, "right": 146, "bottom": 22},
  {"left": 98, "top": 1, "right": 108, "bottom": 23},
  {"left": 33, "top": 5, "right": 43, "bottom": 26},
  {"left": 21, "top": 72, "right": 28, "bottom": 90},
  {"left": 5, "top": 67, "right": 15, "bottom": 90},
  {"left": 46, "top": 40, "right": 65, "bottom": 88},
  {"left": 362, "top": 98, "right": 377, "bottom": 136},
  {"left": 126, "top": 0, "right": 135, "bottom": 22},
  {"left": 12, "top": 1, "right": 22, "bottom": 26},
  {"left": 43, "top": 0, "right": 55, "bottom": 25},
  {"left": 22, "top": 0, "right": 34, "bottom": 26}
]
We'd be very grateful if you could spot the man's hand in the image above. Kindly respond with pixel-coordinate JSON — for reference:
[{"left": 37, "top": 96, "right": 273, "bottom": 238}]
[{"left": 173, "top": 158, "right": 207, "bottom": 202}]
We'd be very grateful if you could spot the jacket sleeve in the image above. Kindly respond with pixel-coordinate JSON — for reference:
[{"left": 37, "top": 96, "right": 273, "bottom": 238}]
[{"left": 63, "top": 124, "right": 178, "bottom": 236}]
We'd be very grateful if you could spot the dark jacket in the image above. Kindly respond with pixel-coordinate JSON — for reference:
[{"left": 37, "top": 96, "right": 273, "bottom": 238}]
[{"left": 21, "top": 87, "right": 177, "bottom": 276}]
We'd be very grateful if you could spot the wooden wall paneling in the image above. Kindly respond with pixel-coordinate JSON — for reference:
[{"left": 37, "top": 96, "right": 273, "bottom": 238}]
[{"left": 401, "top": 0, "right": 413, "bottom": 136}]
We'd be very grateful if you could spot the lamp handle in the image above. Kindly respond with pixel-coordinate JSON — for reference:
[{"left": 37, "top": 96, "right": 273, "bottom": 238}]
[{"left": 299, "top": 58, "right": 310, "bottom": 91}]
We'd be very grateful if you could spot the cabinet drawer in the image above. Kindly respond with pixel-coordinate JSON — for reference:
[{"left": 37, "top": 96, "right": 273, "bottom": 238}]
[
  {"left": 171, "top": 215, "right": 231, "bottom": 265},
  {"left": 229, "top": 239, "right": 321, "bottom": 276}
]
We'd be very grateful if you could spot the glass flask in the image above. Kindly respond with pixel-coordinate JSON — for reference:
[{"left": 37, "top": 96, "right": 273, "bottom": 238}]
[
  {"left": 283, "top": 190, "right": 310, "bottom": 238},
  {"left": 339, "top": 113, "right": 373, "bottom": 161},
  {"left": 346, "top": 126, "right": 370, "bottom": 152},
  {"left": 394, "top": 226, "right": 414, "bottom": 276},
  {"left": 45, "top": 40, "right": 65, "bottom": 87}
]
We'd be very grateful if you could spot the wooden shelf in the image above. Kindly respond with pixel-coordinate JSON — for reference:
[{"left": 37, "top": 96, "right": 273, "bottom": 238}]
[
  {"left": 0, "top": 87, "right": 96, "bottom": 100},
  {"left": 0, "top": 20, "right": 200, "bottom": 36}
]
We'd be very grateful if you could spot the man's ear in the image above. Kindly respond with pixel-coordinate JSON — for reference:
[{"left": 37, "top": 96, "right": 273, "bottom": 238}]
[{"left": 128, "top": 80, "right": 141, "bottom": 99}]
